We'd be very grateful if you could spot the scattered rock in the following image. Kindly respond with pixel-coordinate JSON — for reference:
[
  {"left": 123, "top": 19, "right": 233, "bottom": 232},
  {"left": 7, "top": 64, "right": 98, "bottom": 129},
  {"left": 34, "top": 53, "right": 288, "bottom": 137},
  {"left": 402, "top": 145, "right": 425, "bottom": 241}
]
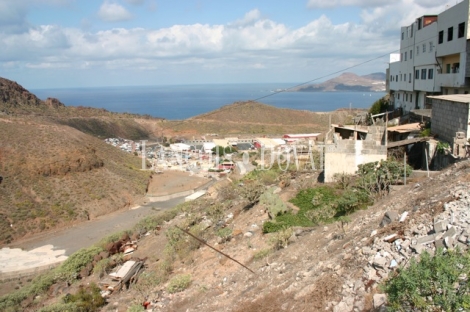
[{"left": 373, "top": 294, "right": 387, "bottom": 308}]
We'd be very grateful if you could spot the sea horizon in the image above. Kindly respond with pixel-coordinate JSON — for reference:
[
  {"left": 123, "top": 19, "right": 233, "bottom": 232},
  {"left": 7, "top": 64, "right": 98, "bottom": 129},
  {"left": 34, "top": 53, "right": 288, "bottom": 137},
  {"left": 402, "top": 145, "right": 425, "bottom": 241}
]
[{"left": 31, "top": 83, "right": 387, "bottom": 120}]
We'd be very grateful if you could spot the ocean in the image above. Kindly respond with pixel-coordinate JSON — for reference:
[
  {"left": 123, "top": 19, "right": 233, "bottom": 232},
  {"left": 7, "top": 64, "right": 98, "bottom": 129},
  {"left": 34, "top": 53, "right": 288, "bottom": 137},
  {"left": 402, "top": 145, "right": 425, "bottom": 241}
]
[{"left": 31, "top": 84, "right": 386, "bottom": 120}]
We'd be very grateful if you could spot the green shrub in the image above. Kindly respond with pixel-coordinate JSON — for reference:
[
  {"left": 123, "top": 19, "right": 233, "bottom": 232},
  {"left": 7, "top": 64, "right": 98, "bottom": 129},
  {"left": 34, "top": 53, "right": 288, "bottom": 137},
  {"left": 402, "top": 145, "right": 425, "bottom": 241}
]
[
  {"left": 259, "top": 188, "right": 289, "bottom": 219},
  {"left": 333, "top": 173, "right": 353, "bottom": 190},
  {"left": 436, "top": 141, "right": 450, "bottom": 154},
  {"left": 167, "top": 274, "right": 191, "bottom": 294},
  {"left": 384, "top": 249, "right": 470, "bottom": 311},
  {"left": 244, "top": 169, "right": 280, "bottom": 185},
  {"left": 419, "top": 127, "right": 431, "bottom": 137},
  {"left": 61, "top": 283, "right": 106, "bottom": 312},
  {"left": 238, "top": 179, "right": 265, "bottom": 208},
  {"left": 357, "top": 160, "right": 412, "bottom": 198},
  {"left": 369, "top": 97, "right": 389, "bottom": 115},
  {"left": 252, "top": 248, "right": 273, "bottom": 261},
  {"left": 206, "top": 202, "right": 225, "bottom": 223},
  {"left": 127, "top": 304, "right": 146, "bottom": 312},
  {"left": 55, "top": 246, "right": 103, "bottom": 284},
  {"left": 93, "top": 258, "right": 112, "bottom": 278},
  {"left": 290, "top": 186, "right": 337, "bottom": 211},
  {"left": 269, "top": 227, "right": 293, "bottom": 250},
  {"left": 265, "top": 182, "right": 370, "bottom": 233},
  {"left": 216, "top": 227, "right": 232, "bottom": 242}
]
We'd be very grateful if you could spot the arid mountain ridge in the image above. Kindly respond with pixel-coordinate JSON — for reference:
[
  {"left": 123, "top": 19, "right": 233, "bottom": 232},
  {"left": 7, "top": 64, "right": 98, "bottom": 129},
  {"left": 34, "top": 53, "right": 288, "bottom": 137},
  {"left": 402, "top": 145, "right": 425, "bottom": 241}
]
[
  {"left": 0, "top": 76, "right": 369, "bottom": 245},
  {"left": 294, "top": 72, "right": 386, "bottom": 92}
]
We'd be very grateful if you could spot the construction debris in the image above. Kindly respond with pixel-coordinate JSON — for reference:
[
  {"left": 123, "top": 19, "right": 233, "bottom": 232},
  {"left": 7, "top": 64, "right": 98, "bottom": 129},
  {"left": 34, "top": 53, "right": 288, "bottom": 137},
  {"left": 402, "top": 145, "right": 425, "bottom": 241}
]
[{"left": 99, "top": 260, "right": 144, "bottom": 297}]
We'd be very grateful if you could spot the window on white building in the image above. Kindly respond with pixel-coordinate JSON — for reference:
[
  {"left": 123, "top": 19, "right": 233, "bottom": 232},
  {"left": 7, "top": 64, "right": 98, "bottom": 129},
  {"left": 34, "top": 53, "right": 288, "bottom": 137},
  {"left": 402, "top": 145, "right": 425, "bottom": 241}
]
[
  {"left": 404, "top": 52, "right": 407, "bottom": 61},
  {"left": 459, "top": 22, "right": 465, "bottom": 38},
  {"left": 438, "top": 31, "right": 444, "bottom": 44},
  {"left": 421, "top": 69, "right": 426, "bottom": 79},
  {"left": 409, "top": 73, "right": 411, "bottom": 83},
  {"left": 416, "top": 46, "right": 419, "bottom": 55},
  {"left": 415, "top": 70, "right": 419, "bottom": 79},
  {"left": 410, "top": 94, "right": 413, "bottom": 103},
  {"left": 429, "top": 42, "right": 433, "bottom": 52},
  {"left": 428, "top": 69, "right": 433, "bottom": 79},
  {"left": 410, "top": 50, "right": 413, "bottom": 59},
  {"left": 448, "top": 27, "right": 453, "bottom": 41},
  {"left": 422, "top": 44, "right": 426, "bottom": 53}
]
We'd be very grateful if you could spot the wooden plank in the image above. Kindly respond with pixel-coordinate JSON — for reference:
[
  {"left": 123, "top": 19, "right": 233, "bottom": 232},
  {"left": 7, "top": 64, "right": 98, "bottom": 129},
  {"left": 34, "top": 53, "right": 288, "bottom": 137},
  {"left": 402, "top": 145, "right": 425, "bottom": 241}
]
[{"left": 387, "top": 137, "right": 429, "bottom": 148}]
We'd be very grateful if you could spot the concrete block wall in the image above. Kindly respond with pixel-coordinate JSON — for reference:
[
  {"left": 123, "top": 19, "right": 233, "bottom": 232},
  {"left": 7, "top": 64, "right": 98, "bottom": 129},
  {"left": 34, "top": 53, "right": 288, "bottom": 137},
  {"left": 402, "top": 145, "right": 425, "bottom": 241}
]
[
  {"left": 431, "top": 99, "right": 470, "bottom": 144},
  {"left": 324, "top": 140, "right": 387, "bottom": 182}
]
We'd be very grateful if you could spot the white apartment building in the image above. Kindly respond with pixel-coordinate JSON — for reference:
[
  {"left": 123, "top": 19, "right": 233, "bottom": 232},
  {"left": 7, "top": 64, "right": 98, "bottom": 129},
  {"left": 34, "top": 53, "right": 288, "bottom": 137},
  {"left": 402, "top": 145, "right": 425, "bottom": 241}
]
[{"left": 389, "top": 0, "right": 470, "bottom": 114}]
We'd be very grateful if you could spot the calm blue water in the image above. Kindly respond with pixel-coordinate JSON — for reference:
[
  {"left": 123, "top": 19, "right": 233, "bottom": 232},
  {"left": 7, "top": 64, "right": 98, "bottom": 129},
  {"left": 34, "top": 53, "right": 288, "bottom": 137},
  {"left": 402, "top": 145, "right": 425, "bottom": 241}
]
[{"left": 31, "top": 84, "right": 386, "bottom": 120}]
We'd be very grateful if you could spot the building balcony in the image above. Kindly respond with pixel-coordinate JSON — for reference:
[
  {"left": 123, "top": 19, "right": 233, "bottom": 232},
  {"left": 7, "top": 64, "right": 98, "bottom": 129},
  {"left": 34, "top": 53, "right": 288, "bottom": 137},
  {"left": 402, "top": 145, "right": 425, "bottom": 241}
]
[{"left": 436, "top": 72, "right": 464, "bottom": 88}]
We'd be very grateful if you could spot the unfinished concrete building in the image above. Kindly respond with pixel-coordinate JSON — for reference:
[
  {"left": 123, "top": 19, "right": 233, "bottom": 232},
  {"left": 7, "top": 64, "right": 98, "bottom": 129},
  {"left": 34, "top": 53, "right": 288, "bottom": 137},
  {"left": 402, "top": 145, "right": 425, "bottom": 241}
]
[{"left": 323, "top": 124, "right": 387, "bottom": 182}]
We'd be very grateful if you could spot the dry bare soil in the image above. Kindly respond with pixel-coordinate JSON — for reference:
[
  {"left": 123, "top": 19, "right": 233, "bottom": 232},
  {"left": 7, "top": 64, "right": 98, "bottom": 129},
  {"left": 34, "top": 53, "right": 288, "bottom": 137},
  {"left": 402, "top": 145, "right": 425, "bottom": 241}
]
[
  {"left": 154, "top": 101, "right": 362, "bottom": 138},
  {"left": 24, "top": 160, "right": 470, "bottom": 312},
  {"left": 0, "top": 115, "right": 152, "bottom": 244},
  {"left": 114, "top": 162, "right": 468, "bottom": 312}
]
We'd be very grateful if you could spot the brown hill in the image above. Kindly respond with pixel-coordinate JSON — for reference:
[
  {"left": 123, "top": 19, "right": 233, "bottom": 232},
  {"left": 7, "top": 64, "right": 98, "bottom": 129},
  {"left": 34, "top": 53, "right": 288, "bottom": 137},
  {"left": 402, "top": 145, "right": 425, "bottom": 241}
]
[
  {"left": 0, "top": 78, "right": 157, "bottom": 244},
  {"left": 295, "top": 72, "right": 386, "bottom": 92},
  {"left": 0, "top": 77, "right": 155, "bottom": 140},
  {"left": 0, "top": 115, "right": 152, "bottom": 244},
  {"left": 0, "top": 77, "right": 374, "bottom": 245},
  {"left": 152, "top": 101, "right": 365, "bottom": 138}
]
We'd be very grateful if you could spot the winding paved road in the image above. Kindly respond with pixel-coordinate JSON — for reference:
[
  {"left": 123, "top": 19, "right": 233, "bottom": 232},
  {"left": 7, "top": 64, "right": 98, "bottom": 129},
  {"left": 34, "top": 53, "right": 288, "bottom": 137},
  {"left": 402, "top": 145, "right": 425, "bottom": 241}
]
[{"left": 10, "top": 196, "right": 185, "bottom": 255}]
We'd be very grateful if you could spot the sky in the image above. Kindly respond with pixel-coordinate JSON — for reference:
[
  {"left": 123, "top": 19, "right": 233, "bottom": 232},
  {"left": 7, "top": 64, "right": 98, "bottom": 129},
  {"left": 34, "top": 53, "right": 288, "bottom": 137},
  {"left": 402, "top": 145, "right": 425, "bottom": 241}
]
[{"left": 0, "top": 0, "right": 455, "bottom": 89}]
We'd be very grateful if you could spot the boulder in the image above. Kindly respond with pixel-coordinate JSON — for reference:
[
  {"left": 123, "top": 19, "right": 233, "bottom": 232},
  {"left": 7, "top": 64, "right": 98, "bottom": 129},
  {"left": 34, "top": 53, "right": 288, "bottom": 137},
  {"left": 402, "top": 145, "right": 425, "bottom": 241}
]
[
  {"left": 380, "top": 211, "right": 398, "bottom": 227},
  {"left": 373, "top": 294, "right": 387, "bottom": 309}
]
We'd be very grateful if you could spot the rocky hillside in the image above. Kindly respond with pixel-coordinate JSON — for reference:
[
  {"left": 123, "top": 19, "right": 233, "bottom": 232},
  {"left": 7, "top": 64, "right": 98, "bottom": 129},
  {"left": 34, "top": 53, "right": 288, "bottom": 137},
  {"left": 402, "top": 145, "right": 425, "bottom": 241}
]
[
  {"left": 0, "top": 116, "right": 152, "bottom": 245},
  {"left": 294, "top": 72, "right": 386, "bottom": 92},
  {"left": 0, "top": 77, "right": 155, "bottom": 140},
  {"left": 0, "top": 78, "right": 56, "bottom": 114},
  {"left": 0, "top": 78, "right": 157, "bottom": 244},
  {"left": 14, "top": 158, "right": 470, "bottom": 312}
]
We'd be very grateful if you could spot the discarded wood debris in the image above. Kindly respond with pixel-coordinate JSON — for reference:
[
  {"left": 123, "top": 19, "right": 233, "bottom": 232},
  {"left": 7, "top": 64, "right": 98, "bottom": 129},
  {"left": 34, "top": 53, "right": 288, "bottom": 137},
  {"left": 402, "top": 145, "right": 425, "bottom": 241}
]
[{"left": 99, "top": 260, "right": 144, "bottom": 296}]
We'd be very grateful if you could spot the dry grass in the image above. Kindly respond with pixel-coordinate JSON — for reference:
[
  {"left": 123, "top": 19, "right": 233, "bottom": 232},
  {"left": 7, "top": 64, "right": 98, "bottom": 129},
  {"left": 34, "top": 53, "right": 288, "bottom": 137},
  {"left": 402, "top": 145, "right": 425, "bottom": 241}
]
[
  {"left": 232, "top": 274, "right": 342, "bottom": 312},
  {"left": 0, "top": 116, "right": 150, "bottom": 244},
  {"left": 151, "top": 102, "right": 365, "bottom": 137}
]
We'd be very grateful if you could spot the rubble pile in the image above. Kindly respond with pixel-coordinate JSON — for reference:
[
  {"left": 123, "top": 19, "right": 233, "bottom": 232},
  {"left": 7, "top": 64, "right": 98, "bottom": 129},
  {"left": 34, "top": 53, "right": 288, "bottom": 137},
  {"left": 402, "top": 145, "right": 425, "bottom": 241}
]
[{"left": 334, "top": 182, "right": 470, "bottom": 311}]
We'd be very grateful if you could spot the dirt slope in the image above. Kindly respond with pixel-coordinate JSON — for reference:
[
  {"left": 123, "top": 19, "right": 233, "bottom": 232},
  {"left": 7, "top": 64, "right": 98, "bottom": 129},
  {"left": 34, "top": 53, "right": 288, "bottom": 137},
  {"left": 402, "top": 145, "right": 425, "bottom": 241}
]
[
  {"left": 145, "top": 101, "right": 363, "bottom": 138},
  {"left": 37, "top": 160, "right": 464, "bottom": 312},
  {"left": 0, "top": 115, "right": 151, "bottom": 245}
]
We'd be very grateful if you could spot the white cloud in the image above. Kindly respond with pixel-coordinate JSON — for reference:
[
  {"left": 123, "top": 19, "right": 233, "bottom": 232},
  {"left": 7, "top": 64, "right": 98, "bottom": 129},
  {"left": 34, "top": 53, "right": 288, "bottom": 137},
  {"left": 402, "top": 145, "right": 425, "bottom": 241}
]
[
  {"left": 307, "top": 0, "right": 391, "bottom": 9},
  {"left": 0, "top": 8, "right": 394, "bottom": 72},
  {"left": 98, "top": 1, "right": 133, "bottom": 22},
  {"left": 0, "top": 1, "right": 30, "bottom": 33},
  {"left": 1, "top": 0, "right": 462, "bottom": 86},
  {"left": 124, "top": 0, "right": 145, "bottom": 5}
]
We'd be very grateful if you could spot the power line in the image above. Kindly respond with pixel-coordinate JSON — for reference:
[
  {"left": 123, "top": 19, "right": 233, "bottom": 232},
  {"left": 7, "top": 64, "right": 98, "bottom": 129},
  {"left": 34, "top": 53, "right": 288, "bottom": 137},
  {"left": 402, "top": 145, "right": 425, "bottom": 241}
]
[
  {"left": 251, "top": 28, "right": 447, "bottom": 103},
  {"left": 251, "top": 50, "right": 397, "bottom": 102}
]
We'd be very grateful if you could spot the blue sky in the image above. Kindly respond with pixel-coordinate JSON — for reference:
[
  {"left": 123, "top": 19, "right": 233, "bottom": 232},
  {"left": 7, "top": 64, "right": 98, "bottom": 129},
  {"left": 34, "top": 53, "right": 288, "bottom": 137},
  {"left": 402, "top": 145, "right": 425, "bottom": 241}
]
[{"left": 0, "top": 0, "right": 452, "bottom": 89}]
